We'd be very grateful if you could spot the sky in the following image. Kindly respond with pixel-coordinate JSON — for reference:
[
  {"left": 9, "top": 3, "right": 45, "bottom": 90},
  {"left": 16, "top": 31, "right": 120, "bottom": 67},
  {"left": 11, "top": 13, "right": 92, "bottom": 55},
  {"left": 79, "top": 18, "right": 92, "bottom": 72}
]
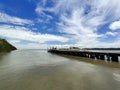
[{"left": 0, "top": 0, "right": 120, "bottom": 49}]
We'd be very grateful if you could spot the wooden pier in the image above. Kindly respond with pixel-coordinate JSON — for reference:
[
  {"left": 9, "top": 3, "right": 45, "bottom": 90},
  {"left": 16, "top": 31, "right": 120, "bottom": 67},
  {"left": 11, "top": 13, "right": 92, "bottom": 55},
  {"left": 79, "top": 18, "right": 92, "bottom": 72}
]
[{"left": 48, "top": 49, "right": 120, "bottom": 62}]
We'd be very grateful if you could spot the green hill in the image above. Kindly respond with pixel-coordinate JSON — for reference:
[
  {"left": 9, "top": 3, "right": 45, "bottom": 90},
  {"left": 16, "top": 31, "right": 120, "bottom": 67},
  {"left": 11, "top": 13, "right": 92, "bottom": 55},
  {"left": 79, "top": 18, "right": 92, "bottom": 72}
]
[{"left": 0, "top": 39, "right": 17, "bottom": 52}]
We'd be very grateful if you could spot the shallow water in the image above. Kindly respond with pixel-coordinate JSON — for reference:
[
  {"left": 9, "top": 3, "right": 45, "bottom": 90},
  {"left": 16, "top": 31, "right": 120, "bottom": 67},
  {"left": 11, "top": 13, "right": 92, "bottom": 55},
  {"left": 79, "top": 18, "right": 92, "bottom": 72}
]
[{"left": 0, "top": 50, "right": 120, "bottom": 90}]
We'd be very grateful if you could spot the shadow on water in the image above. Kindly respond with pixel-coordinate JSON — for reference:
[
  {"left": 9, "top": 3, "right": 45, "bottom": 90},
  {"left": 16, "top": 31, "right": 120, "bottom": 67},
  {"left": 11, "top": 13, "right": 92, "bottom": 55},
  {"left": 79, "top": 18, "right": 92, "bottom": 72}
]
[{"left": 51, "top": 53, "right": 120, "bottom": 68}]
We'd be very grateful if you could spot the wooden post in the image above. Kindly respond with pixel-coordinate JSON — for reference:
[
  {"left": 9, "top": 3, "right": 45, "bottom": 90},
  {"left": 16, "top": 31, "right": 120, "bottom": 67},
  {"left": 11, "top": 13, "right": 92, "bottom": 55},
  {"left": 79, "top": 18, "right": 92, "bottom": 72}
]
[{"left": 111, "top": 55, "right": 118, "bottom": 62}]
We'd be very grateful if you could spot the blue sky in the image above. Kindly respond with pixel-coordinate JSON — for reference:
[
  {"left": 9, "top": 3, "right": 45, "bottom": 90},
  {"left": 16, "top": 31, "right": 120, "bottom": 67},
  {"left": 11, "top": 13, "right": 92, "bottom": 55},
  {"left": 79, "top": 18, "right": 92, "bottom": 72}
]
[{"left": 0, "top": 0, "right": 120, "bottom": 49}]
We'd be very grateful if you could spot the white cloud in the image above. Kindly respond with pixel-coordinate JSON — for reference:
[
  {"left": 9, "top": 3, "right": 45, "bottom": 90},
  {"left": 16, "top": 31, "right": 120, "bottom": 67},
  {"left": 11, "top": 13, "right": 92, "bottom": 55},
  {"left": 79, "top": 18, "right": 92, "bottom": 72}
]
[
  {"left": 7, "top": 39, "right": 48, "bottom": 49},
  {"left": 35, "top": 6, "right": 43, "bottom": 14},
  {"left": 0, "top": 12, "right": 33, "bottom": 25},
  {"left": 57, "top": 8, "right": 104, "bottom": 47},
  {"left": 36, "top": 0, "right": 120, "bottom": 18},
  {"left": 35, "top": 4, "right": 53, "bottom": 22},
  {"left": 15, "top": 43, "right": 48, "bottom": 49},
  {"left": 105, "top": 32, "right": 117, "bottom": 36},
  {"left": 8, "top": 39, "right": 21, "bottom": 44},
  {"left": 109, "top": 20, "right": 120, "bottom": 30},
  {"left": 0, "top": 25, "right": 69, "bottom": 43}
]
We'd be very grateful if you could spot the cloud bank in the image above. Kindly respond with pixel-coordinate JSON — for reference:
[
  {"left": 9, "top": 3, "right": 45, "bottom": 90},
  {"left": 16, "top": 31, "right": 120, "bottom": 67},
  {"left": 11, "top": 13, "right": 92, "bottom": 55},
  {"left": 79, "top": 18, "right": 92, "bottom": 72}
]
[
  {"left": 35, "top": 0, "right": 120, "bottom": 48},
  {"left": 0, "top": 0, "right": 120, "bottom": 49}
]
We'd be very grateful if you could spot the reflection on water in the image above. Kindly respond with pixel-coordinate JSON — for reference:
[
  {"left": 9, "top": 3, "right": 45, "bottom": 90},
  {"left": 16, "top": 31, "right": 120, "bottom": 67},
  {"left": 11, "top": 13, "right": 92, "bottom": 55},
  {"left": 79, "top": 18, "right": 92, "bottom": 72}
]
[{"left": 0, "top": 50, "right": 120, "bottom": 90}]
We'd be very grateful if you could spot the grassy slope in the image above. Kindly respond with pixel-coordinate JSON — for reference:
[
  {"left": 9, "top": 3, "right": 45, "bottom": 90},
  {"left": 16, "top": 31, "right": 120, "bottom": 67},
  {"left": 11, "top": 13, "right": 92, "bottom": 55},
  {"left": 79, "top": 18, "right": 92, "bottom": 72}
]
[{"left": 0, "top": 39, "right": 17, "bottom": 52}]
